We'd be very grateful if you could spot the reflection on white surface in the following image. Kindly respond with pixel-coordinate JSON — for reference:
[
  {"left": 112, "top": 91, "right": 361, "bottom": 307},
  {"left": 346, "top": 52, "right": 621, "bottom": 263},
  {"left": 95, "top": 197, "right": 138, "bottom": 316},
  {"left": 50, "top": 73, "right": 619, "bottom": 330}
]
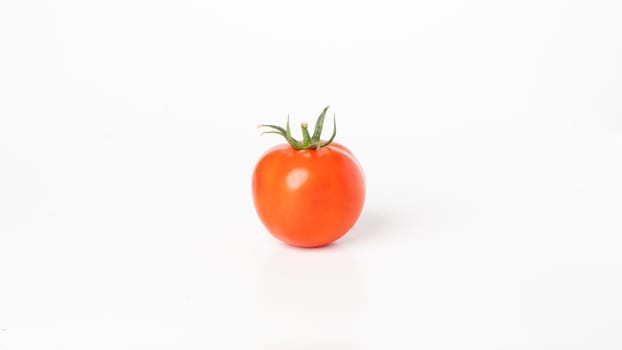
[
  {"left": 261, "top": 342, "right": 355, "bottom": 350},
  {"left": 256, "top": 244, "right": 364, "bottom": 346}
]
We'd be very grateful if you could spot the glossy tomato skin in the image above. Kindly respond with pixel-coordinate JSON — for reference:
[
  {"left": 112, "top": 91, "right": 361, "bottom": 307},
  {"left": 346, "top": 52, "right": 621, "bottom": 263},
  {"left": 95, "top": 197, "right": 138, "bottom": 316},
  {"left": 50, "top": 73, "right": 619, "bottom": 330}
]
[{"left": 252, "top": 142, "right": 365, "bottom": 247}]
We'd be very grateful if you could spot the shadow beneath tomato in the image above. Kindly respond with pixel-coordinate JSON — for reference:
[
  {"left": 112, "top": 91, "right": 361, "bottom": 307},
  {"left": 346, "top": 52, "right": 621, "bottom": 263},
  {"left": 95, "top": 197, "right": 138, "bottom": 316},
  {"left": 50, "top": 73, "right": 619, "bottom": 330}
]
[
  {"left": 279, "top": 240, "right": 344, "bottom": 251},
  {"left": 339, "top": 209, "right": 394, "bottom": 245},
  {"left": 274, "top": 209, "right": 398, "bottom": 249},
  {"left": 262, "top": 341, "right": 354, "bottom": 350}
]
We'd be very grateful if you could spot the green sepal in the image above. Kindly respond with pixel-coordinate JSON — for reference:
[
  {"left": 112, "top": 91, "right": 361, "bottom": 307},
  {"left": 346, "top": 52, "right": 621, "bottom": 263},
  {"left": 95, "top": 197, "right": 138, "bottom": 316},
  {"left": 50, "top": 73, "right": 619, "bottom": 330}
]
[
  {"left": 258, "top": 107, "right": 337, "bottom": 150},
  {"left": 260, "top": 130, "right": 286, "bottom": 137},
  {"left": 311, "top": 106, "right": 329, "bottom": 143},
  {"left": 257, "top": 124, "right": 287, "bottom": 134},
  {"left": 316, "top": 115, "right": 336, "bottom": 148},
  {"left": 285, "top": 116, "right": 304, "bottom": 149}
]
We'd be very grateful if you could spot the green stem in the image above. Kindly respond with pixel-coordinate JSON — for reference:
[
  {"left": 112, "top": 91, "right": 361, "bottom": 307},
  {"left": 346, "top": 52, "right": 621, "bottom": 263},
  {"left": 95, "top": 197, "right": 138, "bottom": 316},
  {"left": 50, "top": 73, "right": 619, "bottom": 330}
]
[{"left": 301, "top": 122, "right": 311, "bottom": 148}]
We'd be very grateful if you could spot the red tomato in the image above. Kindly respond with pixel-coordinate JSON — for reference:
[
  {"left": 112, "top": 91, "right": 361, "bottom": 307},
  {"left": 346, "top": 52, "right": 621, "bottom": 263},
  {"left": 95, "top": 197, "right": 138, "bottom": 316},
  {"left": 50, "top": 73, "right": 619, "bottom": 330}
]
[
  {"left": 252, "top": 142, "right": 365, "bottom": 247},
  {"left": 252, "top": 107, "right": 365, "bottom": 247}
]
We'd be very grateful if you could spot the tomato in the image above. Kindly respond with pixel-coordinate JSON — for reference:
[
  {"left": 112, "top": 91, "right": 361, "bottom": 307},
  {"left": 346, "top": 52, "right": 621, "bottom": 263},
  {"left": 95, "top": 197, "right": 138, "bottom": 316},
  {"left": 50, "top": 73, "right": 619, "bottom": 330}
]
[{"left": 252, "top": 107, "right": 366, "bottom": 247}]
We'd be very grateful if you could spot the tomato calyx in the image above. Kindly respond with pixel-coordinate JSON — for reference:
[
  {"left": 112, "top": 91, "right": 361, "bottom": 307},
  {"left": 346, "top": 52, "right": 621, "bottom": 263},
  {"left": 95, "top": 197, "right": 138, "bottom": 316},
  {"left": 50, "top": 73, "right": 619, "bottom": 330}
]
[{"left": 258, "top": 106, "right": 337, "bottom": 150}]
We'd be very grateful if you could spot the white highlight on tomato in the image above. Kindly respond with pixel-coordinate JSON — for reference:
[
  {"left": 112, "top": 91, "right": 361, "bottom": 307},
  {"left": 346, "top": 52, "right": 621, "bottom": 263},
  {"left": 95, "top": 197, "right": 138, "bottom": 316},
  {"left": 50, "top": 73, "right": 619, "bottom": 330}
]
[{"left": 286, "top": 168, "right": 308, "bottom": 191}]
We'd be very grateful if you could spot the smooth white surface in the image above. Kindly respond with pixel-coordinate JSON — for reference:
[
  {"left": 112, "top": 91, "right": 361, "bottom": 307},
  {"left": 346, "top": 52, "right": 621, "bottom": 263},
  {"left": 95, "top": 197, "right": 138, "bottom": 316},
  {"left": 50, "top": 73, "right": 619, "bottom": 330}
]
[{"left": 1, "top": 0, "right": 622, "bottom": 348}]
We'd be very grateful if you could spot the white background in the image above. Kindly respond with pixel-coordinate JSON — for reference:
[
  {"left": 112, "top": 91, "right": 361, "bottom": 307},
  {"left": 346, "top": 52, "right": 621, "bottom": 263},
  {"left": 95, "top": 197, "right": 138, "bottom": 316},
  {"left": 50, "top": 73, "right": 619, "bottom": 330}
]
[{"left": 1, "top": 0, "right": 621, "bottom": 348}]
